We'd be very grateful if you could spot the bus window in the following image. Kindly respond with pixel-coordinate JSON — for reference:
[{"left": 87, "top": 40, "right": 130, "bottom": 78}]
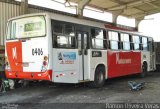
[
  {"left": 108, "top": 31, "right": 118, "bottom": 41},
  {"left": 84, "top": 33, "right": 88, "bottom": 49},
  {"left": 52, "top": 20, "right": 76, "bottom": 48},
  {"left": 103, "top": 30, "right": 107, "bottom": 49},
  {"left": 91, "top": 28, "right": 106, "bottom": 49},
  {"left": 77, "top": 34, "right": 82, "bottom": 49},
  {"left": 110, "top": 41, "right": 118, "bottom": 50},
  {"left": 148, "top": 37, "right": 154, "bottom": 52},
  {"left": 108, "top": 31, "right": 119, "bottom": 50},
  {"left": 142, "top": 37, "right": 148, "bottom": 51},
  {"left": 121, "top": 33, "right": 130, "bottom": 50},
  {"left": 54, "top": 24, "right": 63, "bottom": 34},
  {"left": 132, "top": 35, "right": 140, "bottom": 50},
  {"left": 7, "top": 16, "right": 46, "bottom": 40},
  {"left": 57, "top": 36, "right": 68, "bottom": 47}
]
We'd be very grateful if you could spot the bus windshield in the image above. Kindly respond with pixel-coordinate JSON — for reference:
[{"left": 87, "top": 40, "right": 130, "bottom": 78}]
[{"left": 7, "top": 15, "right": 46, "bottom": 40}]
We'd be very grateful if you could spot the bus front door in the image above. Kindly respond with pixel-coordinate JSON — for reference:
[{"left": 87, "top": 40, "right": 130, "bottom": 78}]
[{"left": 77, "top": 32, "right": 90, "bottom": 81}]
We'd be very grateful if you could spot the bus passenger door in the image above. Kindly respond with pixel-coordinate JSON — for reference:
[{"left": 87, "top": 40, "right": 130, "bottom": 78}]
[{"left": 77, "top": 32, "right": 90, "bottom": 81}]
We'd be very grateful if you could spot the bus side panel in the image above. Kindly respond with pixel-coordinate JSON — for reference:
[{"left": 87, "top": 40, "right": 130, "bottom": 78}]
[
  {"left": 52, "top": 49, "right": 79, "bottom": 83},
  {"left": 90, "top": 50, "right": 107, "bottom": 81},
  {"left": 107, "top": 50, "right": 141, "bottom": 78}
]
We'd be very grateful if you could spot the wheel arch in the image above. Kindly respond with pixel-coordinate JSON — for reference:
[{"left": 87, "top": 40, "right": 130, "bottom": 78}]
[
  {"left": 142, "top": 61, "right": 148, "bottom": 71},
  {"left": 92, "top": 63, "right": 106, "bottom": 80},
  {"left": 89, "top": 63, "right": 106, "bottom": 87}
]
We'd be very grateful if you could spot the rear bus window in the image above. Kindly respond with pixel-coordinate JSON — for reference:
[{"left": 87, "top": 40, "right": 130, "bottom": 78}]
[{"left": 7, "top": 16, "right": 46, "bottom": 40}]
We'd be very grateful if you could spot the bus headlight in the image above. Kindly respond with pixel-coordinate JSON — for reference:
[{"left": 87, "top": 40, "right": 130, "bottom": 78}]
[{"left": 41, "top": 56, "right": 48, "bottom": 72}]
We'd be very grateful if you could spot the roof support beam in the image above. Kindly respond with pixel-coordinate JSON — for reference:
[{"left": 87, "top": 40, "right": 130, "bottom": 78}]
[
  {"left": 135, "top": 17, "right": 144, "bottom": 31},
  {"left": 112, "top": 14, "right": 119, "bottom": 24},
  {"left": 21, "top": 0, "right": 28, "bottom": 14},
  {"left": 111, "top": 9, "right": 123, "bottom": 24},
  {"left": 145, "top": 2, "right": 160, "bottom": 10},
  {"left": 77, "top": 0, "right": 91, "bottom": 18},
  {"left": 106, "top": 0, "right": 157, "bottom": 11},
  {"left": 110, "top": 0, "right": 125, "bottom": 5},
  {"left": 129, "top": 7, "right": 160, "bottom": 18}
]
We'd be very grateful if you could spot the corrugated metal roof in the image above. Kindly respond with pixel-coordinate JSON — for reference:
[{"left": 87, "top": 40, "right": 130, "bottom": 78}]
[{"left": 68, "top": 0, "right": 160, "bottom": 19}]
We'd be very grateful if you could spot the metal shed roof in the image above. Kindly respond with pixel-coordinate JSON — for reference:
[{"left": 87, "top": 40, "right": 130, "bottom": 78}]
[{"left": 68, "top": 0, "right": 160, "bottom": 20}]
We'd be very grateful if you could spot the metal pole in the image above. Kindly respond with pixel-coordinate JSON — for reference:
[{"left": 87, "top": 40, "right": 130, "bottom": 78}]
[{"left": 21, "top": 0, "right": 28, "bottom": 15}]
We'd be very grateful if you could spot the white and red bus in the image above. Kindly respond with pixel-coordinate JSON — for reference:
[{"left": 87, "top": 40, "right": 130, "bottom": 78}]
[{"left": 5, "top": 13, "right": 156, "bottom": 87}]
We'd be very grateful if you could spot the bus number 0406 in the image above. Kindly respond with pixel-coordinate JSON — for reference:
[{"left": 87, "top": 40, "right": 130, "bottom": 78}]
[{"left": 32, "top": 48, "right": 43, "bottom": 56}]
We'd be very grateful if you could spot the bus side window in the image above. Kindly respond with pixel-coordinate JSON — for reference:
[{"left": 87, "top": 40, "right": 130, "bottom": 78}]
[
  {"left": 142, "top": 37, "right": 148, "bottom": 51},
  {"left": 51, "top": 20, "right": 62, "bottom": 47},
  {"left": 149, "top": 38, "right": 154, "bottom": 52},
  {"left": 132, "top": 35, "right": 140, "bottom": 50},
  {"left": 91, "top": 28, "right": 106, "bottom": 49},
  {"left": 52, "top": 20, "right": 76, "bottom": 48},
  {"left": 106, "top": 30, "right": 110, "bottom": 49},
  {"left": 130, "top": 35, "right": 134, "bottom": 50},
  {"left": 120, "top": 33, "right": 130, "bottom": 50},
  {"left": 108, "top": 31, "right": 119, "bottom": 50},
  {"left": 65, "top": 24, "right": 76, "bottom": 48},
  {"left": 103, "top": 30, "right": 107, "bottom": 49},
  {"left": 140, "top": 36, "right": 143, "bottom": 50},
  {"left": 151, "top": 39, "right": 155, "bottom": 52}
]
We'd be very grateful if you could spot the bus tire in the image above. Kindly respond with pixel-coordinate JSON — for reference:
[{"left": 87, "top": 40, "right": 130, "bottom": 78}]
[
  {"left": 89, "top": 66, "right": 105, "bottom": 88},
  {"left": 140, "top": 62, "right": 147, "bottom": 78}
]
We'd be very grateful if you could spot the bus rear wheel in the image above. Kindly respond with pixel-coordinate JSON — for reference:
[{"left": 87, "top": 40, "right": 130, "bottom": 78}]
[
  {"left": 140, "top": 63, "right": 147, "bottom": 78},
  {"left": 89, "top": 67, "right": 105, "bottom": 88}
]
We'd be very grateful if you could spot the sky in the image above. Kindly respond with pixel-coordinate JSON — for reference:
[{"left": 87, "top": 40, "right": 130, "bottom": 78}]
[{"left": 17, "top": 0, "right": 160, "bottom": 41}]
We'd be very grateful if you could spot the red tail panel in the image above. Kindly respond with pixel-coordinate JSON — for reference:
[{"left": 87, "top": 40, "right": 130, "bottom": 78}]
[{"left": 6, "top": 41, "right": 23, "bottom": 71}]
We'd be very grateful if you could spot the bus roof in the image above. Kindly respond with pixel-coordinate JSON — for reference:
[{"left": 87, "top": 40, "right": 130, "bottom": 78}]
[
  {"left": 8, "top": 12, "right": 152, "bottom": 38},
  {"left": 8, "top": 13, "right": 47, "bottom": 21}
]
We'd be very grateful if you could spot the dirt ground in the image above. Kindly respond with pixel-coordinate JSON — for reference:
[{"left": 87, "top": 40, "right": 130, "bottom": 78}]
[{"left": 0, "top": 71, "right": 160, "bottom": 109}]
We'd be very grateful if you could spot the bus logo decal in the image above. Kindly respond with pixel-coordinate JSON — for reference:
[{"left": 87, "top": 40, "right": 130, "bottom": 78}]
[
  {"left": 12, "top": 47, "right": 17, "bottom": 59},
  {"left": 58, "top": 52, "right": 63, "bottom": 60},
  {"left": 58, "top": 52, "right": 76, "bottom": 64},
  {"left": 92, "top": 51, "right": 102, "bottom": 57},
  {"left": 63, "top": 52, "right": 76, "bottom": 60},
  {"left": 116, "top": 53, "right": 131, "bottom": 64}
]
